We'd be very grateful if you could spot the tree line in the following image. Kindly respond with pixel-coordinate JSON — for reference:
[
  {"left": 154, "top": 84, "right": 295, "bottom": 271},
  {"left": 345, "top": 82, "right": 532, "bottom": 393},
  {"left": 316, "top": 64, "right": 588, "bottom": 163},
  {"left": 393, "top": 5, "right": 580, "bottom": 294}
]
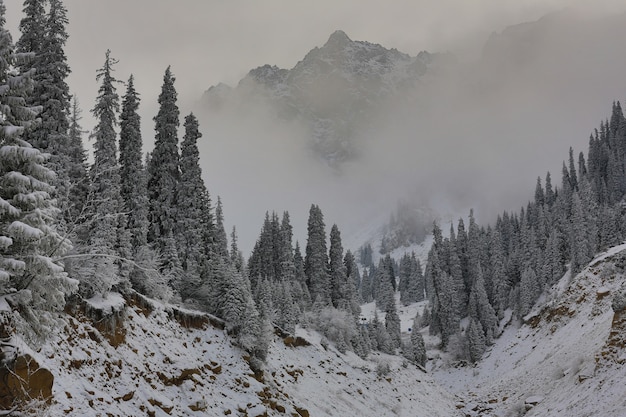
[
  {"left": 3, "top": 0, "right": 626, "bottom": 369},
  {"left": 423, "top": 102, "right": 626, "bottom": 362},
  {"left": 1, "top": 0, "right": 413, "bottom": 366}
]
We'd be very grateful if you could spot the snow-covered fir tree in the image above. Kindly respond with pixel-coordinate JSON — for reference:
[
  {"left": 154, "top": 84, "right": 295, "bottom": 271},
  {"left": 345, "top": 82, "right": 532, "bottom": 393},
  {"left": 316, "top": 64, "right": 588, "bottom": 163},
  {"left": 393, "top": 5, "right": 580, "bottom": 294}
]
[
  {"left": 305, "top": 204, "right": 330, "bottom": 305},
  {"left": 17, "top": 0, "right": 75, "bottom": 215},
  {"left": 248, "top": 211, "right": 280, "bottom": 290},
  {"left": 65, "top": 95, "right": 89, "bottom": 230},
  {"left": 344, "top": 250, "right": 360, "bottom": 298},
  {"left": 213, "top": 196, "right": 229, "bottom": 259},
  {"left": 467, "top": 318, "right": 486, "bottom": 363},
  {"left": 329, "top": 223, "right": 359, "bottom": 316},
  {"left": 467, "top": 266, "right": 498, "bottom": 344},
  {"left": 80, "top": 49, "right": 130, "bottom": 297},
  {"left": 0, "top": 5, "right": 77, "bottom": 340},
  {"left": 369, "top": 311, "right": 394, "bottom": 354},
  {"left": 399, "top": 252, "right": 425, "bottom": 305},
  {"left": 15, "top": 0, "right": 45, "bottom": 88},
  {"left": 119, "top": 75, "right": 147, "bottom": 249},
  {"left": 374, "top": 259, "right": 395, "bottom": 313},
  {"left": 147, "top": 66, "right": 180, "bottom": 254},
  {"left": 359, "top": 267, "right": 372, "bottom": 303},
  {"left": 230, "top": 226, "right": 244, "bottom": 273},
  {"left": 409, "top": 313, "right": 427, "bottom": 366},
  {"left": 293, "top": 241, "right": 311, "bottom": 310},
  {"left": 176, "top": 113, "right": 214, "bottom": 301},
  {"left": 385, "top": 304, "right": 401, "bottom": 350}
]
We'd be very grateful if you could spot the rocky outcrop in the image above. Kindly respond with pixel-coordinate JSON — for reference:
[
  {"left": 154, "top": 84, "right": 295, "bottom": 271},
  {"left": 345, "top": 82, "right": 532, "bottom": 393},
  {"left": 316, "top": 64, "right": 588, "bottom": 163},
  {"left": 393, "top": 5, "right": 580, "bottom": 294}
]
[
  {"left": 596, "top": 285, "right": 626, "bottom": 369},
  {"left": 0, "top": 354, "right": 53, "bottom": 409}
]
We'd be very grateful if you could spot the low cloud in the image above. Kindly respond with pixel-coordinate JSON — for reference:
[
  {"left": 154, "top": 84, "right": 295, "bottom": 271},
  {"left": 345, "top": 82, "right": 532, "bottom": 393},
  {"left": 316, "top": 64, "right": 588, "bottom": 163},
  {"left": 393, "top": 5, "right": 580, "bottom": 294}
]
[{"left": 193, "top": 10, "right": 626, "bottom": 253}]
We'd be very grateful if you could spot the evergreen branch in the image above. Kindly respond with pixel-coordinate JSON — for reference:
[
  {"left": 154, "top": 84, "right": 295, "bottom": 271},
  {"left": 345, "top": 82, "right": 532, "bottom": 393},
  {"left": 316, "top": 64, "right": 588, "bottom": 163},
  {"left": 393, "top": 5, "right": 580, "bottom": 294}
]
[{"left": 53, "top": 253, "right": 160, "bottom": 274}]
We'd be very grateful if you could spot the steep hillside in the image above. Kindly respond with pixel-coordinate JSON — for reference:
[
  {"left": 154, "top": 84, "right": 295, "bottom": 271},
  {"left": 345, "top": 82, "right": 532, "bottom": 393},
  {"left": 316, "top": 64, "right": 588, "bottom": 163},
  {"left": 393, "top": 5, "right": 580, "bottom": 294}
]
[
  {"left": 3, "top": 292, "right": 460, "bottom": 416},
  {"left": 433, "top": 244, "right": 626, "bottom": 417},
  {"left": 4, "top": 245, "right": 626, "bottom": 416}
]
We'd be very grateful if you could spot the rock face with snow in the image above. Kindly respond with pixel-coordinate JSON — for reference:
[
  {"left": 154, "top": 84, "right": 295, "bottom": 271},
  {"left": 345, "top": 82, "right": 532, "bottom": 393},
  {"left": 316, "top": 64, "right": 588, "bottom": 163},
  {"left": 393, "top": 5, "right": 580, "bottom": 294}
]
[
  {"left": 0, "top": 354, "right": 53, "bottom": 409},
  {"left": 202, "top": 30, "right": 451, "bottom": 164}
]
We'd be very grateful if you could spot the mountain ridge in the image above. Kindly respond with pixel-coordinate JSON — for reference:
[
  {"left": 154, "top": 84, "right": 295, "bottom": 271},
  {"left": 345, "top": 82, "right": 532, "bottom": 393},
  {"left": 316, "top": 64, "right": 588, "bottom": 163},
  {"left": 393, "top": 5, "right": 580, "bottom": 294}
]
[{"left": 202, "top": 30, "right": 451, "bottom": 164}]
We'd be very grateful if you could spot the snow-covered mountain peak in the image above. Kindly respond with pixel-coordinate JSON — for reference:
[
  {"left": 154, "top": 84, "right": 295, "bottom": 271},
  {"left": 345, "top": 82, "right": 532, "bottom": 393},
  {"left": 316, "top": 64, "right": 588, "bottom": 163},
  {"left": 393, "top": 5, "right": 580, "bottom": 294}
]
[
  {"left": 293, "top": 30, "right": 413, "bottom": 80},
  {"left": 202, "top": 30, "right": 448, "bottom": 163},
  {"left": 324, "top": 29, "right": 352, "bottom": 49},
  {"left": 244, "top": 64, "right": 288, "bottom": 89}
]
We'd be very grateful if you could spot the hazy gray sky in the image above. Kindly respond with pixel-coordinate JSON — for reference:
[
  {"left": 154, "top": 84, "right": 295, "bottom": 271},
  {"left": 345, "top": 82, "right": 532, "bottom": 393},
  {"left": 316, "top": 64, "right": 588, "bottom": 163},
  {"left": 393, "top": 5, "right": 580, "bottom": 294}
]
[
  {"left": 6, "top": 0, "right": 623, "bottom": 119},
  {"left": 5, "top": 0, "right": 626, "bottom": 253}
]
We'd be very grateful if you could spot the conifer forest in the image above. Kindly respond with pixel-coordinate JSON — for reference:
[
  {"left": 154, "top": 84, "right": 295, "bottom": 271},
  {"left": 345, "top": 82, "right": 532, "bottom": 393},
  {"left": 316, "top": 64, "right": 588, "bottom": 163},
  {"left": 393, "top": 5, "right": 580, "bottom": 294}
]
[{"left": 2, "top": 1, "right": 626, "bottom": 415}]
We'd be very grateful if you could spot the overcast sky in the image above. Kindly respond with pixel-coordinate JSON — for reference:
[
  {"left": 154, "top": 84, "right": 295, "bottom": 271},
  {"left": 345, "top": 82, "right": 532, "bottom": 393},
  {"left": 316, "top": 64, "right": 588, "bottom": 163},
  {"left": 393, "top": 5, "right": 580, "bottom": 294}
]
[
  {"left": 5, "top": 0, "right": 626, "bottom": 254},
  {"left": 6, "top": 0, "right": 623, "bottom": 120}
]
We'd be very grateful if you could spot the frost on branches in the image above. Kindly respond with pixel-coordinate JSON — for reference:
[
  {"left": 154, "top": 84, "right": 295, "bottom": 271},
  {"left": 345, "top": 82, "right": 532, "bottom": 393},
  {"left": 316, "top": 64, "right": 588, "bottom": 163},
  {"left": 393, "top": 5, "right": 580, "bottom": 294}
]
[{"left": 0, "top": 2, "right": 76, "bottom": 341}]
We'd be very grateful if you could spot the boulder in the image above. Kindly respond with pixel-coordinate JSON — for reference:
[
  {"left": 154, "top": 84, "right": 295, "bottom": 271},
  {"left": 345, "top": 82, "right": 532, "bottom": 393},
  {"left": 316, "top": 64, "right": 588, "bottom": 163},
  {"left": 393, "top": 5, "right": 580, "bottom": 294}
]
[{"left": 0, "top": 354, "right": 53, "bottom": 409}]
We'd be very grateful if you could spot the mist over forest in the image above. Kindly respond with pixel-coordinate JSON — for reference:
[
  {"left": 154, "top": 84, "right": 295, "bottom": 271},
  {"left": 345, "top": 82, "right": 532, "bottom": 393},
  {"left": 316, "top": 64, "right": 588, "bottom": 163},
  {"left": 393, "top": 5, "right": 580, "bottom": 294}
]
[
  {"left": 5, "top": 2, "right": 626, "bottom": 415},
  {"left": 193, "top": 10, "right": 626, "bottom": 253},
  {"left": 6, "top": 2, "right": 626, "bottom": 255}
]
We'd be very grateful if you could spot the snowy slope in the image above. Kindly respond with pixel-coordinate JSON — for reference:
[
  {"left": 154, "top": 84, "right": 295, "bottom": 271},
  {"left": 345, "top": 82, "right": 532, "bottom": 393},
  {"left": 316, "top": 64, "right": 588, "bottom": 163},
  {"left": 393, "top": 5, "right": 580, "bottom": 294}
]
[
  {"left": 21, "top": 292, "right": 461, "bottom": 416},
  {"left": 10, "top": 245, "right": 626, "bottom": 416},
  {"left": 432, "top": 244, "right": 626, "bottom": 417}
]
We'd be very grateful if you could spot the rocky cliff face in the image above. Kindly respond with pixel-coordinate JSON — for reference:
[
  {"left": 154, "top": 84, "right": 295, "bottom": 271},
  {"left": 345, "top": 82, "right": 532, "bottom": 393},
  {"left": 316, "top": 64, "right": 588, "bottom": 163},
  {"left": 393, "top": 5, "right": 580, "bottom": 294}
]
[{"left": 202, "top": 30, "right": 451, "bottom": 164}]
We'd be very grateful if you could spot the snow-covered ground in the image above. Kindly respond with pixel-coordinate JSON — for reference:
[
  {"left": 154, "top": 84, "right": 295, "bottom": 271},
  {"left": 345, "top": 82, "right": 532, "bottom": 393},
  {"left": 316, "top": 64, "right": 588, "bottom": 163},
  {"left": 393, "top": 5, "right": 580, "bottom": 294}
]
[
  {"left": 28, "top": 292, "right": 460, "bottom": 416},
  {"left": 431, "top": 243, "right": 626, "bottom": 417},
  {"left": 11, "top": 245, "right": 626, "bottom": 416}
]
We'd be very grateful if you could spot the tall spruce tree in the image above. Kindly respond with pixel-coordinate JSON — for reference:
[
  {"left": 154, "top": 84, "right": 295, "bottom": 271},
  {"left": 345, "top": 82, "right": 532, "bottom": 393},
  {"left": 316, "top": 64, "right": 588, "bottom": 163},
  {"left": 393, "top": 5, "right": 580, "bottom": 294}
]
[
  {"left": 519, "top": 266, "right": 539, "bottom": 316},
  {"left": 385, "top": 304, "right": 402, "bottom": 350},
  {"left": 279, "top": 212, "right": 296, "bottom": 281},
  {"left": 407, "top": 255, "right": 425, "bottom": 303},
  {"left": 176, "top": 113, "right": 214, "bottom": 300},
  {"left": 410, "top": 314, "right": 427, "bottom": 366},
  {"left": 0, "top": 3, "right": 77, "bottom": 338},
  {"left": 305, "top": 204, "right": 330, "bottom": 305},
  {"left": 15, "top": 0, "right": 45, "bottom": 87},
  {"left": 370, "top": 312, "right": 394, "bottom": 354},
  {"left": 398, "top": 253, "right": 412, "bottom": 303},
  {"left": 426, "top": 230, "right": 461, "bottom": 348},
  {"left": 293, "top": 241, "right": 311, "bottom": 309},
  {"left": 467, "top": 266, "right": 498, "bottom": 344},
  {"left": 344, "top": 250, "right": 358, "bottom": 288},
  {"left": 569, "top": 191, "right": 593, "bottom": 275},
  {"left": 375, "top": 258, "right": 395, "bottom": 312},
  {"left": 66, "top": 96, "right": 89, "bottom": 229},
  {"left": 147, "top": 66, "right": 180, "bottom": 250},
  {"left": 329, "top": 224, "right": 347, "bottom": 308},
  {"left": 230, "top": 226, "right": 244, "bottom": 273},
  {"left": 344, "top": 250, "right": 361, "bottom": 309},
  {"left": 82, "top": 50, "right": 129, "bottom": 297},
  {"left": 467, "top": 318, "right": 486, "bottom": 363},
  {"left": 214, "top": 196, "right": 229, "bottom": 259},
  {"left": 545, "top": 172, "right": 555, "bottom": 206},
  {"left": 119, "top": 75, "right": 148, "bottom": 249},
  {"left": 359, "top": 267, "right": 372, "bottom": 303},
  {"left": 248, "top": 212, "right": 274, "bottom": 291},
  {"left": 38, "top": 0, "right": 71, "bottom": 166},
  {"left": 61, "top": 95, "right": 90, "bottom": 285},
  {"left": 117, "top": 76, "right": 171, "bottom": 299},
  {"left": 17, "top": 0, "right": 74, "bottom": 215}
]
